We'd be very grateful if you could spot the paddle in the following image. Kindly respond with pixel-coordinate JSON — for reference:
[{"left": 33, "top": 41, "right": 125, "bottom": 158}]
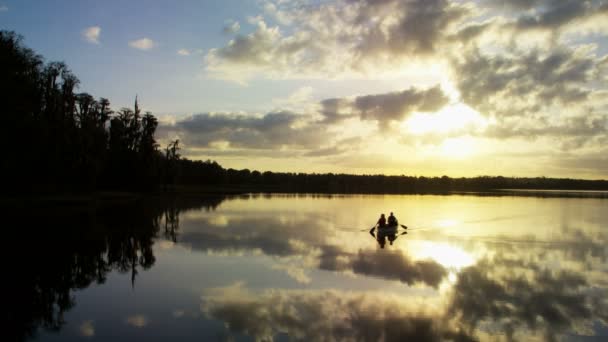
[{"left": 400, "top": 224, "right": 408, "bottom": 229}]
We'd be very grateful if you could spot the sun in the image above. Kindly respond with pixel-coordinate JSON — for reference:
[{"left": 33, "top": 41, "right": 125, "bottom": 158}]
[{"left": 403, "top": 103, "right": 487, "bottom": 135}]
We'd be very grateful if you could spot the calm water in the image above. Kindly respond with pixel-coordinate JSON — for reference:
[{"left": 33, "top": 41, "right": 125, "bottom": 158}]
[{"left": 9, "top": 194, "right": 608, "bottom": 341}]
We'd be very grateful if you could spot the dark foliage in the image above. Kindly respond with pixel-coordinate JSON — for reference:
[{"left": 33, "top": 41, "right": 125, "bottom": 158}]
[
  {"left": 0, "top": 31, "right": 178, "bottom": 193},
  {"left": 178, "top": 165, "right": 608, "bottom": 194}
]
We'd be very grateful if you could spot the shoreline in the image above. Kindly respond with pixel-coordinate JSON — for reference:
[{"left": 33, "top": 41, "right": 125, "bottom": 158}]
[{"left": 2, "top": 187, "right": 608, "bottom": 206}]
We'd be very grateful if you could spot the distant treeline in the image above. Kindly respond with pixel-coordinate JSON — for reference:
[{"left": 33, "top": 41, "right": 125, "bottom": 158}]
[
  {"left": 176, "top": 159, "right": 608, "bottom": 193},
  {"left": 3, "top": 30, "right": 607, "bottom": 195}
]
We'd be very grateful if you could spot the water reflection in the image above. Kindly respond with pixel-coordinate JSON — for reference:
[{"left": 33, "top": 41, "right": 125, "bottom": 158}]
[
  {"left": 5, "top": 196, "right": 223, "bottom": 341},
  {"left": 8, "top": 194, "right": 608, "bottom": 341},
  {"left": 369, "top": 226, "right": 406, "bottom": 249},
  {"left": 202, "top": 283, "right": 475, "bottom": 342}
]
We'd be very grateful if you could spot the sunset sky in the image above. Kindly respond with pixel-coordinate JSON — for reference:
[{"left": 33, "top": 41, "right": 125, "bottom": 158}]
[{"left": 2, "top": 0, "right": 608, "bottom": 178}]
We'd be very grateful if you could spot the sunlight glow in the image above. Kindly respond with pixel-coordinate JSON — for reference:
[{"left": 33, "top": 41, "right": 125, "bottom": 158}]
[
  {"left": 436, "top": 219, "right": 459, "bottom": 228},
  {"left": 404, "top": 103, "right": 487, "bottom": 135},
  {"left": 417, "top": 243, "right": 475, "bottom": 269},
  {"left": 440, "top": 137, "right": 477, "bottom": 159}
]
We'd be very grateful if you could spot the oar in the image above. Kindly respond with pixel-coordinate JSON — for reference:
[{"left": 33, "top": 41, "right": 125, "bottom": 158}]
[
  {"left": 400, "top": 224, "right": 408, "bottom": 229},
  {"left": 360, "top": 225, "right": 377, "bottom": 232}
]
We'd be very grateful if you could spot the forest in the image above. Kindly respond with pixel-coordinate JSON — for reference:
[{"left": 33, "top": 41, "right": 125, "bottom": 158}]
[{"left": 2, "top": 30, "right": 607, "bottom": 195}]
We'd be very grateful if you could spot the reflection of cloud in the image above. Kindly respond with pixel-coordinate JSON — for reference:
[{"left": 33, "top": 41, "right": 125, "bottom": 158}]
[
  {"left": 208, "top": 215, "right": 229, "bottom": 227},
  {"left": 179, "top": 215, "right": 326, "bottom": 257},
  {"left": 449, "top": 256, "right": 608, "bottom": 341},
  {"left": 180, "top": 215, "right": 447, "bottom": 288},
  {"left": 271, "top": 263, "right": 311, "bottom": 284},
  {"left": 202, "top": 282, "right": 474, "bottom": 342},
  {"left": 126, "top": 315, "right": 148, "bottom": 328},
  {"left": 80, "top": 320, "right": 95, "bottom": 337},
  {"left": 203, "top": 250, "right": 608, "bottom": 341},
  {"left": 158, "top": 240, "right": 175, "bottom": 250},
  {"left": 320, "top": 246, "right": 448, "bottom": 288}
]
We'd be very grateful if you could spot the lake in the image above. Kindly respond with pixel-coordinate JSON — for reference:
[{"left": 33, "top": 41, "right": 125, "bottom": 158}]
[{"left": 9, "top": 193, "right": 608, "bottom": 341}]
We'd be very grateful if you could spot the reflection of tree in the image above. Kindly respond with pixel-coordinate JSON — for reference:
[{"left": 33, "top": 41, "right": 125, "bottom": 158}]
[{"left": 5, "top": 196, "right": 224, "bottom": 341}]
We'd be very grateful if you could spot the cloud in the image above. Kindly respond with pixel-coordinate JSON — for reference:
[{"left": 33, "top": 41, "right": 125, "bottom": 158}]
[
  {"left": 449, "top": 43, "right": 608, "bottom": 151},
  {"left": 82, "top": 26, "right": 101, "bottom": 44},
  {"left": 205, "top": 0, "right": 472, "bottom": 81},
  {"left": 453, "top": 46, "right": 597, "bottom": 116},
  {"left": 222, "top": 20, "right": 240, "bottom": 34},
  {"left": 0, "top": 5, "right": 8, "bottom": 12},
  {"left": 501, "top": 0, "right": 608, "bottom": 35},
  {"left": 483, "top": 115, "right": 608, "bottom": 141},
  {"left": 321, "top": 85, "right": 450, "bottom": 128},
  {"left": 125, "top": 315, "right": 148, "bottom": 328},
  {"left": 352, "top": 86, "right": 449, "bottom": 128},
  {"left": 193, "top": 0, "right": 608, "bottom": 176},
  {"left": 129, "top": 38, "right": 156, "bottom": 50},
  {"left": 163, "top": 110, "right": 328, "bottom": 151},
  {"left": 159, "top": 85, "right": 449, "bottom": 158},
  {"left": 79, "top": 320, "right": 95, "bottom": 337},
  {"left": 177, "top": 49, "right": 191, "bottom": 56}
]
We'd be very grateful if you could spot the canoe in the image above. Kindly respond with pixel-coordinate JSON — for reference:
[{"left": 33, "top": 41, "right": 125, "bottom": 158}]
[{"left": 377, "top": 225, "right": 398, "bottom": 234}]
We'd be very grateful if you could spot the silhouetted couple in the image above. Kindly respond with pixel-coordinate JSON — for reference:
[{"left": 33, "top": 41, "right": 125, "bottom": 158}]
[{"left": 376, "top": 212, "right": 398, "bottom": 228}]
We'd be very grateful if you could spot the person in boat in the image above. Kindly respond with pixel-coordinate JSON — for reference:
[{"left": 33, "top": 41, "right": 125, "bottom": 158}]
[
  {"left": 387, "top": 212, "right": 398, "bottom": 227},
  {"left": 377, "top": 213, "right": 387, "bottom": 228}
]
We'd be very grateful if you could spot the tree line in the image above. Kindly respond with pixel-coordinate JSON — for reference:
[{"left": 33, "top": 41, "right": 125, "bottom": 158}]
[
  {"left": 3, "top": 30, "right": 607, "bottom": 195},
  {"left": 177, "top": 163, "right": 608, "bottom": 194},
  {"left": 1, "top": 31, "right": 179, "bottom": 193}
]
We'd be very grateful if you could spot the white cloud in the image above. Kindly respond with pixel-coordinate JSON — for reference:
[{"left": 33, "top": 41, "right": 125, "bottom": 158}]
[
  {"left": 205, "top": 0, "right": 470, "bottom": 82},
  {"left": 82, "top": 26, "right": 101, "bottom": 44},
  {"left": 129, "top": 38, "right": 156, "bottom": 50},
  {"left": 0, "top": 5, "right": 8, "bottom": 12},
  {"left": 177, "top": 49, "right": 191, "bottom": 56}
]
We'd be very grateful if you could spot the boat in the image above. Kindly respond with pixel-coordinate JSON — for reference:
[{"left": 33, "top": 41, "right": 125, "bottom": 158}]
[{"left": 377, "top": 224, "right": 398, "bottom": 234}]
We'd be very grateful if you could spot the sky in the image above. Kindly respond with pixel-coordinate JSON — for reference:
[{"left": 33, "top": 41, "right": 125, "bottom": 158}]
[{"left": 1, "top": 0, "right": 608, "bottom": 178}]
